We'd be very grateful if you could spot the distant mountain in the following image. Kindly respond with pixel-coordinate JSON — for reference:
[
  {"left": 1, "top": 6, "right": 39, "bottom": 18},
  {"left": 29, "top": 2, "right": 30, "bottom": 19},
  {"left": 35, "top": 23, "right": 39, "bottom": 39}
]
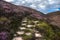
[{"left": 47, "top": 11, "right": 60, "bottom": 28}]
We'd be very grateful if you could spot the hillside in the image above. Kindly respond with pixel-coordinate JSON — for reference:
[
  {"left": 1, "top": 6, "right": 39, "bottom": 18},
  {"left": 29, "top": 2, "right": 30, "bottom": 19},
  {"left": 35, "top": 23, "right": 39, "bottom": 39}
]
[
  {"left": 47, "top": 11, "right": 60, "bottom": 28},
  {"left": 0, "top": 0, "right": 46, "bottom": 40},
  {"left": 0, "top": 0, "right": 60, "bottom": 40},
  {"left": 0, "top": 0, "right": 45, "bottom": 19}
]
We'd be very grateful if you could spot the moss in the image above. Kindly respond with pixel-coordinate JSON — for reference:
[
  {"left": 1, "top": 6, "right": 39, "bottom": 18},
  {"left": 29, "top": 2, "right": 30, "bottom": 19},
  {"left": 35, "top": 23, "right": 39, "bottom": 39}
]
[
  {"left": 0, "top": 17, "right": 8, "bottom": 21},
  {"left": 36, "top": 21, "right": 55, "bottom": 40},
  {"left": 23, "top": 34, "right": 33, "bottom": 40}
]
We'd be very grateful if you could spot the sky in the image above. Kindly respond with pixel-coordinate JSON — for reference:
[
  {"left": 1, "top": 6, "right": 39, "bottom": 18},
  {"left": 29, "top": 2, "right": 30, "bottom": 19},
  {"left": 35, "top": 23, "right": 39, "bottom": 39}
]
[{"left": 4, "top": 0, "right": 60, "bottom": 14}]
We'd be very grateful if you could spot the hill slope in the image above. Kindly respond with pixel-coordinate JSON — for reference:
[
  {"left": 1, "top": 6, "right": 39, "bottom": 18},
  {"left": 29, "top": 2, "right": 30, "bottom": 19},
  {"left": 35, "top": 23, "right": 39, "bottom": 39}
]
[
  {"left": 0, "top": 0, "right": 46, "bottom": 40},
  {"left": 0, "top": 0, "right": 45, "bottom": 20},
  {"left": 0, "top": 0, "right": 60, "bottom": 40},
  {"left": 47, "top": 11, "right": 60, "bottom": 28}
]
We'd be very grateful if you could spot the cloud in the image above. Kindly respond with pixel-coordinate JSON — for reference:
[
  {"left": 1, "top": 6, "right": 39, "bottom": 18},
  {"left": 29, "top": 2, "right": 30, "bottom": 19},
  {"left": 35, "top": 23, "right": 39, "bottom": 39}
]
[
  {"left": 4, "top": 0, "right": 14, "bottom": 2},
  {"left": 4, "top": 0, "right": 60, "bottom": 14}
]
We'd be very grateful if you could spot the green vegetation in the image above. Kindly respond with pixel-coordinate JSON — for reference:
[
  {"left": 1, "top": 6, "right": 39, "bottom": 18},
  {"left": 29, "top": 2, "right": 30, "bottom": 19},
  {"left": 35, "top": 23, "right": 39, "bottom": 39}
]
[
  {"left": 23, "top": 34, "right": 33, "bottom": 40},
  {"left": 0, "top": 17, "right": 8, "bottom": 22},
  {"left": 0, "top": 16, "right": 60, "bottom": 40},
  {"left": 35, "top": 20, "right": 60, "bottom": 40},
  {"left": 11, "top": 17, "right": 60, "bottom": 40}
]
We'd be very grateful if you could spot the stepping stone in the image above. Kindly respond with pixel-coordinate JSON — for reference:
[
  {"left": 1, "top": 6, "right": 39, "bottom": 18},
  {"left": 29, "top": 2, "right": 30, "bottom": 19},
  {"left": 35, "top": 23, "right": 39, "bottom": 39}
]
[
  {"left": 12, "top": 37, "right": 23, "bottom": 40},
  {"left": 21, "top": 23, "right": 26, "bottom": 25},
  {"left": 25, "top": 32, "right": 32, "bottom": 36},
  {"left": 33, "top": 21, "right": 39, "bottom": 23},
  {"left": 27, "top": 25, "right": 33, "bottom": 28},
  {"left": 22, "top": 20, "right": 27, "bottom": 22},
  {"left": 35, "top": 33, "right": 42, "bottom": 37},
  {"left": 19, "top": 27, "right": 26, "bottom": 30},
  {"left": 17, "top": 31, "right": 24, "bottom": 35}
]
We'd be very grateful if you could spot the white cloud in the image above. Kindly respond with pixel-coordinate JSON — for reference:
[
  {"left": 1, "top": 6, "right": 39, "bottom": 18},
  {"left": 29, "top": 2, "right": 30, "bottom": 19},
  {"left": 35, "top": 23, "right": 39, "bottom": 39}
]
[
  {"left": 22, "top": 1, "right": 26, "bottom": 4},
  {"left": 30, "top": 4, "right": 37, "bottom": 8},
  {"left": 49, "top": 1, "right": 55, "bottom": 4},
  {"left": 38, "top": 4, "right": 46, "bottom": 9},
  {"left": 4, "top": 0, "right": 60, "bottom": 14},
  {"left": 49, "top": 0, "right": 52, "bottom": 2},
  {"left": 25, "top": 0, "right": 33, "bottom": 3},
  {"left": 5, "top": 0, "right": 14, "bottom": 2},
  {"left": 14, "top": 2, "right": 20, "bottom": 5},
  {"left": 55, "top": 9, "right": 59, "bottom": 11}
]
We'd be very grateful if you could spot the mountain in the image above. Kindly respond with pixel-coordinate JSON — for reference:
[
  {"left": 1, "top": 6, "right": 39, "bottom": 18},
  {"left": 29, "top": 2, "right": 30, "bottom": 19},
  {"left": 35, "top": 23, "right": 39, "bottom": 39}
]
[{"left": 47, "top": 11, "right": 60, "bottom": 28}]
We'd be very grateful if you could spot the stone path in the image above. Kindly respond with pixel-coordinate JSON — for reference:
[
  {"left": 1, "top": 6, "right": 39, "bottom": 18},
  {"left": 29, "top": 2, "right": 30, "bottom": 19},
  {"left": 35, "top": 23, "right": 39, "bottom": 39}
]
[{"left": 12, "top": 17, "right": 43, "bottom": 40}]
